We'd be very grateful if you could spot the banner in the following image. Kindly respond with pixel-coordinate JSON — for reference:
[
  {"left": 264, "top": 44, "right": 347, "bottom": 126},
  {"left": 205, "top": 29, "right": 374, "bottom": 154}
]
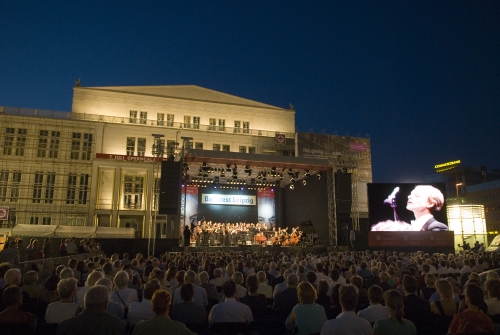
[
  {"left": 369, "top": 231, "right": 454, "bottom": 247},
  {"left": 258, "top": 187, "right": 276, "bottom": 229},
  {"left": 201, "top": 194, "right": 256, "bottom": 206},
  {"left": 184, "top": 186, "right": 199, "bottom": 226}
]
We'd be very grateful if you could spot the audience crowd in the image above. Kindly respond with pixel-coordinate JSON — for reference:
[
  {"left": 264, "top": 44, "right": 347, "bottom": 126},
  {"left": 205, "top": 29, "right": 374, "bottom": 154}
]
[{"left": 0, "top": 238, "right": 500, "bottom": 335}]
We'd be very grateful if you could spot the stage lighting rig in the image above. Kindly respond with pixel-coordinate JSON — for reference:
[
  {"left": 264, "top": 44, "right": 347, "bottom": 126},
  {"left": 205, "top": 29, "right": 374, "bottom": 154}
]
[
  {"left": 290, "top": 184, "right": 295, "bottom": 190},
  {"left": 304, "top": 170, "right": 310, "bottom": 177},
  {"left": 302, "top": 180, "right": 307, "bottom": 186},
  {"left": 226, "top": 164, "right": 232, "bottom": 172}
]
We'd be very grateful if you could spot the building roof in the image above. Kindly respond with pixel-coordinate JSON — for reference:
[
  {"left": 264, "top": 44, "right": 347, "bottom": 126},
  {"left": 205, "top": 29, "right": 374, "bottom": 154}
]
[{"left": 78, "top": 85, "right": 290, "bottom": 110}]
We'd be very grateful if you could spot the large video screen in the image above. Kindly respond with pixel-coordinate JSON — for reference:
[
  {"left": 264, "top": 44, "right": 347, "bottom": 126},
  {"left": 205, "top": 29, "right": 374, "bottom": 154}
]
[{"left": 367, "top": 183, "right": 453, "bottom": 247}]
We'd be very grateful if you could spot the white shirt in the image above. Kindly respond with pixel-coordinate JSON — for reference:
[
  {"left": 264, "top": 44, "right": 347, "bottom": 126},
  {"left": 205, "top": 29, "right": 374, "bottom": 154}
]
[
  {"left": 410, "top": 214, "right": 434, "bottom": 231},
  {"left": 460, "top": 265, "right": 473, "bottom": 274},
  {"left": 320, "top": 311, "right": 373, "bottom": 335},
  {"left": 257, "top": 282, "right": 273, "bottom": 299},
  {"left": 315, "top": 272, "right": 333, "bottom": 286},
  {"left": 45, "top": 301, "right": 80, "bottom": 323},
  {"left": 128, "top": 299, "right": 154, "bottom": 326},
  {"left": 357, "top": 304, "right": 389, "bottom": 323},
  {"left": 110, "top": 288, "right": 139, "bottom": 308},
  {"left": 208, "top": 297, "right": 253, "bottom": 325},
  {"left": 173, "top": 284, "right": 207, "bottom": 307}
]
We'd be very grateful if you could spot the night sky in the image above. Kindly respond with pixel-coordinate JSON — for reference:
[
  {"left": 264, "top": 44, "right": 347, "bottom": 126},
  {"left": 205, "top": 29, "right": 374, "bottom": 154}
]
[{"left": 1, "top": 1, "right": 499, "bottom": 183}]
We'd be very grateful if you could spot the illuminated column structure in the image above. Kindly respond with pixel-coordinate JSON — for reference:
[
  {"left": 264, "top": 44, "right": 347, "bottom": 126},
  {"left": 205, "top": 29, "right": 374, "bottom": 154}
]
[{"left": 447, "top": 204, "right": 487, "bottom": 249}]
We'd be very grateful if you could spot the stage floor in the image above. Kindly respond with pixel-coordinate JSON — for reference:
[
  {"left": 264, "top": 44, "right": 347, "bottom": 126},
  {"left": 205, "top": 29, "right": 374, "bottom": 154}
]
[{"left": 185, "top": 245, "right": 327, "bottom": 254}]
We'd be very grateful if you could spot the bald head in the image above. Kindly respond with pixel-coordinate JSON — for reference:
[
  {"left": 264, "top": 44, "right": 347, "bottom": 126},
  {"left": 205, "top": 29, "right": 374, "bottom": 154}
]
[{"left": 4, "top": 268, "right": 21, "bottom": 286}]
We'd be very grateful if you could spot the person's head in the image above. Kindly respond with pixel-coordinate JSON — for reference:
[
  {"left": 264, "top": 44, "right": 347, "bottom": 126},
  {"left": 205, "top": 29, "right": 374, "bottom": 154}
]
[
  {"left": 143, "top": 279, "right": 161, "bottom": 300},
  {"left": 350, "top": 276, "right": 363, "bottom": 290},
  {"left": 246, "top": 274, "right": 259, "bottom": 294},
  {"left": 60, "top": 268, "right": 74, "bottom": 279},
  {"left": 384, "top": 290, "right": 405, "bottom": 323},
  {"left": 317, "top": 279, "right": 329, "bottom": 296},
  {"left": 44, "top": 275, "right": 60, "bottom": 292},
  {"left": 4, "top": 268, "right": 21, "bottom": 286},
  {"left": 407, "top": 185, "right": 444, "bottom": 214},
  {"left": 435, "top": 279, "right": 453, "bottom": 301},
  {"left": 84, "top": 285, "right": 109, "bottom": 310},
  {"left": 305, "top": 271, "right": 317, "bottom": 285},
  {"left": 23, "top": 270, "right": 39, "bottom": 286},
  {"left": 257, "top": 271, "right": 266, "bottom": 283},
  {"left": 425, "top": 273, "right": 436, "bottom": 287},
  {"left": 2, "top": 285, "right": 22, "bottom": 307},
  {"left": 368, "top": 285, "right": 384, "bottom": 304},
  {"left": 86, "top": 270, "right": 105, "bottom": 287},
  {"left": 339, "top": 284, "right": 358, "bottom": 312},
  {"left": 485, "top": 278, "right": 500, "bottom": 300},
  {"left": 180, "top": 283, "right": 195, "bottom": 302},
  {"left": 96, "top": 277, "right": 114, "bottom": 292},
  {"left": 329, "top": 269, "right": 340, "bottom": 282},
  {"left": 175, "top": 270, "right": 185, "bottom": 284},
  {"left": 232, "top": 272, "right": 244, "bottom": 285},
  {"left": 222, "top": 280, "right": 237, "bottom": 298},
  {"left": 57, "top": 277, "right": 78, "bottom": 299},
  {"left": 402, "top": 274, "right": 418, "bottom": 294},
  {"left": 0, "top": 262, "right": 11, "bottom": 279},
  {"left": 184, "top": 270, "right": 196, "bottom": 284},
  {"left": 465, "top": 283, "right": 485, "bottom": 308},
  {"left": 286, "top": 273, "right": 299, "bottom": 288},
  {"left": 152, "top": 290, "right": 171, "bottom": 315},
  {"left": 297, "top": 281, "right": 317, "bottom": 304},
  {"left": 114, "top": 270, "right": 129, "bottom": 289}
]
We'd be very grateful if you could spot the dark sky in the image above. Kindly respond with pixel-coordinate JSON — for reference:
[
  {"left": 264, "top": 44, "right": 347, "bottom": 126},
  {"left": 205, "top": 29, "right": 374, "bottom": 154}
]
[{"left": 1, "top": 1, "right": 499, "bottom": 183}]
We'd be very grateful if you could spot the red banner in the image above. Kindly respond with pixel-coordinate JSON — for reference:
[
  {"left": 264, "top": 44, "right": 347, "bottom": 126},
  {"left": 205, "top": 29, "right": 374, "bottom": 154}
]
[
  {"left": 257, "top": 187, "right": 274, "bottom": 198},
  {"left": 369, "top": 231, "right": 454, "bottom": 247},
  {"left": 350, "top": 143, "right": 367, "bottom": 151}
]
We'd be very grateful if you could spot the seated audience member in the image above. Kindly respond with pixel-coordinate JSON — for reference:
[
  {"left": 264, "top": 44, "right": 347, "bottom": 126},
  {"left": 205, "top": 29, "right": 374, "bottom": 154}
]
[
  {"left": 0, "top": 262, "right": 11, "bottom": 289},
  {"left": 306, "top": 271, "right": 318, "bottom": 289},
  {"left": 45, "top": 277, "right": 79, "bottom": 323},
  {"left": 350, "top": 276, "right": 369, "bottom": 309},
  {"left": 199, "top": 271, "right": 218, "bottom": 301},
  {"left": 320, "top": 284, "right": 373, "bottom": 335},
  {"left": 485, "top": 278, "right": 500, "bottom": 316},
  {"left": 0, "top": 285, "right": 35, "bottom": 331},
  {"left": 316, "top": 279, "right": 332, "bottom": 311},
  {"left": 448, "top": 283, "right": 494, "bottom": 335},
  {"left": 315, "top": 263, "right": 332, "bottom": 285},
  {"left": 1, "top": 268, "right": 36, "bottom": 313},
  {"left": 357, "top": 285, "right": 390, "bottom": 323},
  {"left": 420, "top": 273, "right": 437, "bottom": 300},
  {"left": 60, "top": 268, "right": 74, "bottom": 280},
  {"left": 378, "top": 272, "right": 392, "bottom": 292},
  {"left": 240, "top": 274, "right": 267, "bottom": 318},
  {"left": 327, "top": 270, "right": 346, "bottom": 296},
  {"left": 232, "top": 271, "right": 248, "bottom": 299},
  {"left": 208, "top": 280, "right": 253, "bottom": 325},
  {"left": 430, "top": 279, "right": 457, "bottom": 316},
  {"left": 95, "top": 278, "right": 125, "bottom": 319},
  {"left": 75, "top": 271, "right": 104, "bottom": 307},
  {"left": 273, "top": 269, "right": 294, "bottom": 298},
  {"left": 128, "top": 279, "right": 161, "bottom": 325},
  {"left": 256, "top": 271, "right": 273, "bottom": 299},
  {"left": 111, "top": 270, "right": 139, "bottom": 309},
  {"left": 58, "top": 285, "right": 126, "bottom": 335},
  {"left": 402, "top": 274, "right": 432, "bottom": 334},
  {"left": 273, "top": 273, "right": 299, "bottom": 321},
  {"left": 170, "top": 283, "right": 207, "bottom": 325},
  {"left": 39, "top": 275, "right": 61, "bottom": 309},
  {"left": 373, "top": 290, "right": 416, "bottom": 335},
  {"left": 325, "top": 284, "right": 342, "bottom": 320},
  {"left": 357, "top": 262, "right": 372, "bottom": 279},
  {"left": 132, "top": 289, "right": 196, "bottom": 335},
  {"left": 173, "top": 270, "right": 207, "bottom": 307},
  {"left": 22, "top": 270, "right": 44, "bottom": 298},
  {"left": 287, "top": 281, "right": 327, "bottom": 335}
]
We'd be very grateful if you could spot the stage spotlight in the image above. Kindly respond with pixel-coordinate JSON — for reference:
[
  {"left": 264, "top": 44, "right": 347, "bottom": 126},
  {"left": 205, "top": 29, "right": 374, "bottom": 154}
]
[
  {"left": 316, "top": 173, "right": 321, "bottom": 180},
  {"left": 302, "top": 180, "right": 307, "bottom": 186},
  {"left": 290, "top": 184, "right": 295, "bottom": 190},
  {"left": 304, "top": 170, "right": 310, "bottom": 177}
]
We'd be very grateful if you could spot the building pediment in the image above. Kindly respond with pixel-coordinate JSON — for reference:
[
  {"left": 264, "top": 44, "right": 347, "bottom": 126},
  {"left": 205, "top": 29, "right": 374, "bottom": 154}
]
[{"left": 80, "top": 85, "right": 288, "bottom": 111}]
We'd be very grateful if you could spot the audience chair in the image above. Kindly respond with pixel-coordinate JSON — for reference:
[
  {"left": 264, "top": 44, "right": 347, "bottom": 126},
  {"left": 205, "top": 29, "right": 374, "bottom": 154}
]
[{"left": 209, "top": 322, "right": 248, "bottom": 335}]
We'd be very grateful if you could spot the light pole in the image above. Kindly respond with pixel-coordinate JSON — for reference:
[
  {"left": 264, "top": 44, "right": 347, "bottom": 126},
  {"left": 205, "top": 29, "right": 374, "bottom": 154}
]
[
  {"left": 456, "top": 182, "right": 463, "bottom": 245},
  {"left": 456, "top": 183, "right": 462, "bottom": 205}
]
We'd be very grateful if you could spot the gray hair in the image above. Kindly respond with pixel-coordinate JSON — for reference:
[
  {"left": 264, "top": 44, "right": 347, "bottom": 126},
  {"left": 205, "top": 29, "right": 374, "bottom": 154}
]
[
  {"left": 86, "top": 271, "right": 104, "bottom": 287},
  {"left": 114, "top": 270, "right": 129, "bottom": 289},
  {"left": 4, "top": 268, "right": 21, "bottom": 286},
  {"left": 60, "top": 268, "right": 74, "bottom": 279},
  {"left": 184, "top": 270, "right": 196, "bottom": 284},
  {"left": 57, "top": 278, "right": 78, "bottom": 299},
  {"left": 84, "top": 285, "right": 109, "bottom": 309},
  {"left": 96, "top": 278, "right": 113, "bottom": 292}
]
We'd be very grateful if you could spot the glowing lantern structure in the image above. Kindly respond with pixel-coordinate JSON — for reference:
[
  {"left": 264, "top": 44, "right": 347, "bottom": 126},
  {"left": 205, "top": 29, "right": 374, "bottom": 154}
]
[{"left": 447, "top": 204, "right": 487, "bottom": 250}]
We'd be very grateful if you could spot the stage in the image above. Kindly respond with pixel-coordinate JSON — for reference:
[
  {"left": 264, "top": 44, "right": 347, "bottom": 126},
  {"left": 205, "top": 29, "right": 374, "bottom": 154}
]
[{"left": 185, "top": 245, "right": 328, "bottom": 254}]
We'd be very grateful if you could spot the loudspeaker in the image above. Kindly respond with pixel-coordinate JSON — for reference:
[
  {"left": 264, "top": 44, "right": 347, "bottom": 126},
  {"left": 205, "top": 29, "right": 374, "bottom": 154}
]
[
  {"left": 335, "top": 173, "right": 352, "bottom": 214},
  {"left": 159, "top": 160, "right": 182, "bottom": 215}
]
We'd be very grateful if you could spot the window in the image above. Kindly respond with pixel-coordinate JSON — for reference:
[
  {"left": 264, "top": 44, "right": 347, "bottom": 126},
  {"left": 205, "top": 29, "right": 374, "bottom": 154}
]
[
  {"left": 137, "top": 138, "right": 146, "bottom": 156},
  {"left": 42, "top": 217, "right": 51, "bottom": 225},
  {"left": 15, "top": 129, "right": 27, "bottom": 156},
  {"left": 38, "top": 130, "right": 49, "bottom": 157},
  {"left": 193, "top": 117, "right": 200, "bottom": 129},
  {"left": 213, "top": 144, "right": 221, "bottom": 151},
  {"left": 44, "top": 172, "right": 56, "bottom": 204},
  {"left": 3, "top": 128, "right": 15, "bottom": 155},
  {"left": 157, "top": 113, "right": 165, "bottom": 126},
  {"left": 234, "top": 121, "right": 241, "bottom": 133},
  {"left": 29, "top": 216, "right": 51, "bottom": 225},
  {"left": 209, "top": 118, "right": 217, "bottom": 131},
  {"left": 218, "top": 119, "right": 226, "bottom": 131},
  {"left": 78, "top": 174, "right": 89, "bottom": 204},
  {"left": 222, "top": 145, "right": 230, "bottom": 152},
  {"left": 10, "top": 171, "right": 21, "bottom": 202},
  {"left": 49, "top": 131, "right": 60, "bottom": 158},
  {"left": 0, "top": 171, "right": 8, "bottom": 201},
  {"left": 183, "top": 116, "right": 191, "bottom": 128},
  {"left": 126, "top": 137, "right": 135, "bottom": 156},
  {"left": 129, "top": 110, "right": 137, "bottom": 123},
  {"left": 139, "top": 111, "right": 147, "bottom": 124},
  {"left": 239, "top": 146, "right": 247, "bottom": 153},
  {"left": 243, "top": 122, "right": 250, "bottom": 134},
  {"left": 195, "top": 142, "right": 203, "bottom": 150},
  {"left": 167, "top": 114, "right": 174, "bottom": 127},
  {"left": 167, "top": 140, "right": 176, "bottom": 156},
  {"left": 123, "top": 176, "right": 144, "bottom": 209},
  {"left": 32, "top": 172, "right": 43, "bottom": 203},
  {"left": 71, "top": 133, "right": 93, "bottom": 160},
  {"left": 67, "top": 174, "right": 77, "bottom": 204},
  {"left": 30, "top": 217, "right": 39, "bottom": 225},
  {"left": 249, "top": 147, "right": 256, "bottom": 154}
]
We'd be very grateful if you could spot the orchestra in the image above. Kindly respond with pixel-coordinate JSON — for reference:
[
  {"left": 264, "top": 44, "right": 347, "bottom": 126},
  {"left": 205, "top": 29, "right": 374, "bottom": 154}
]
[{"left": 183, "top": 221, "right": 303, "bottom": 247}]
